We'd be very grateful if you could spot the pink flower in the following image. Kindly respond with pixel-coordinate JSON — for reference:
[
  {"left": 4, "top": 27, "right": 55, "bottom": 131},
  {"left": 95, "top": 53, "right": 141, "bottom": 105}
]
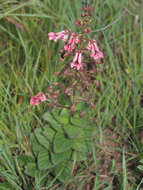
[
  {"left": 64, "top": 33, "right": 79, "bottom": 53},
  {"left": 30, "top": 92, "right": 46, "bottom": 106},
  {"left": 86, "top": 40, "right": 104, "bottom": 60},
  {"left": 70, "top": 52, "right": 83, "bottom": 70},
  {"left": 48, "top": 30, "right": 69, "bottom": 42}
]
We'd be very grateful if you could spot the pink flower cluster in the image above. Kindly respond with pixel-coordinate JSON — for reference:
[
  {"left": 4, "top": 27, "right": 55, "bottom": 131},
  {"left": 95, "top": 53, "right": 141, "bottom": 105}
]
[
  {"left": 86, "top": 40, "right": 104, "bottom": 60},
  {"left": 48, "top": 30, "right": 69, "bottom": 42},
  {"left": 64, "top": 33, "right": 79, "bottom": 53},
  {"left": 48, "top": 30, "right": 104, "bottom": 70},
  {"left": 30, "top": 92, "right": 46, "bottom": 106}
]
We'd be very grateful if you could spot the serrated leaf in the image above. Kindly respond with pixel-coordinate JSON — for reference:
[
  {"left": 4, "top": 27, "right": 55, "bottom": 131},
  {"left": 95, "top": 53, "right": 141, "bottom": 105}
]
[
  {"left": 16, "top": 155, "right": 34, "bottom": 168},
  {"left": 30, "top": 133, "right": 45, "bottom": 155},
  {"left": 54, "top": 133, "right": 71, "bottom": 153},
  {"left": 71, "top": 139, "right": 88, "bottom": 152},
  {"left": 63, "top": 124, "right": 85, "bottom": 138},
  {"left": 43, "top": 125, "right": 55, "bottom": 142},
  {"left": 56, "top": 115, "right": 69, "bottom": 125},
  {"left": 139, "top": 159, "right": 143, "bottom": 164},
  {"left": 43, "top": 112, "right": 63, "bottom": 132},
  {"left": 55, "top": 108, "right": 69, "bottom": 125},
  {"left": 53, "top": 161, "right": 72, "bottom": 182},
  {"left": 24, "top": 163, "right": 37, "bottom": 177},
  {"left": 38, "top": 151, "right": 53, "bottom": 170},
  {"left": 51, "top": 151, "right": 71, "bottom": 165},
  {"left": 71, "top": 117, "right": 86, "bottom": 127},
  {"left": 34, "top": 128, "right": 49, "bottom": 150}
]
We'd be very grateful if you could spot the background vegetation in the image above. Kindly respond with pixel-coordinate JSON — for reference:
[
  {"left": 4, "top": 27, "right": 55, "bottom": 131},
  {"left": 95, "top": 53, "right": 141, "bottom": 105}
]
[{"left": 0, "top": 0, "right": 143, "bottom": 189}]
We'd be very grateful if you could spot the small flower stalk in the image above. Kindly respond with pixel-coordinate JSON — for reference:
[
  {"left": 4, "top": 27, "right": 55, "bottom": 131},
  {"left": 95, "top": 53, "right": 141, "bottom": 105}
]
[{"left": 30, "top": 5, "right": 104, "bottom": 112}]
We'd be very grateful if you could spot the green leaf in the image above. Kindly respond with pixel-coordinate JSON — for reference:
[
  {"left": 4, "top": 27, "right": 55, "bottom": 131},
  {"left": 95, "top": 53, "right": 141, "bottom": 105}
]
[
  {"left": 43, "top": 125, "right": 55, "bottom": 142},
  {"left": 16, "top": 155, "right": 34, "bottom": 168},
  {"left": 53, "top": 162, "right": 72, "bottom": 182},
  {"left": 54, "top": 133, "right": 71, "bottom": 153},
  {"left": 63, "top": 124, "right": 85, "bottom": 138},
  {"left": 71, "top": 117, "right": 86, "bottom": 127},
  {"left": 30, "top": 133, "right": 46, "bottom": 155},
  {"left": 38, "top": 151, "right": 53, "bottom": 170},
  {"left": 24, "top": 163, "right": 37, "bottom": 177},
  {"left": 83, "top": 127, "right": 96, "bottom": 138},
  {"left": 43, "top": 112, "right": 63, "bottom": 132},
  {"left": 74, "top": 102, "right": 88, "bottom": 111},
  {"left": 34, "top": 128, "right": 49, "bottom": 150},
  {"left": 60, "top": 108, "right": 69, "bottom": 115},
  {"left": 51, "top": 151, "right": 71, "bottom": 165},
  {"left": 55, "top": 108, "right": 69, "bottom": 125},
  {"left": 71, "top": 139, "right": 88, "bottom": 153},
  {"left": 55, "top": 115, "right": 69, "bottom": 125}
]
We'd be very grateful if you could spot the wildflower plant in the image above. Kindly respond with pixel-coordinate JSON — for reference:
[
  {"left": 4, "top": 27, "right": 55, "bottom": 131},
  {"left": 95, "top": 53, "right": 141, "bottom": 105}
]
[
  {"left": 29, "top": 5, "right": 104, "bottom": 182},
  {"left": 31, "top": 5, "right": 104, "bottom": 110}
]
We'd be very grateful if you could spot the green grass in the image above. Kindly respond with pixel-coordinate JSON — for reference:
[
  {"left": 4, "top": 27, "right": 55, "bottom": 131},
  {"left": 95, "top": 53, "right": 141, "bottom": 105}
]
[{"left": 0, "top": 0, "right": 143, "bottom": 189}]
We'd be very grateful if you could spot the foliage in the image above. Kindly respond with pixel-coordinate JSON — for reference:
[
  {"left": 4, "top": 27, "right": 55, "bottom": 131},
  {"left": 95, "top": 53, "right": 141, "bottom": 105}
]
[{"left": 0, "top": 0, "right": 143, "bottom": 189}]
